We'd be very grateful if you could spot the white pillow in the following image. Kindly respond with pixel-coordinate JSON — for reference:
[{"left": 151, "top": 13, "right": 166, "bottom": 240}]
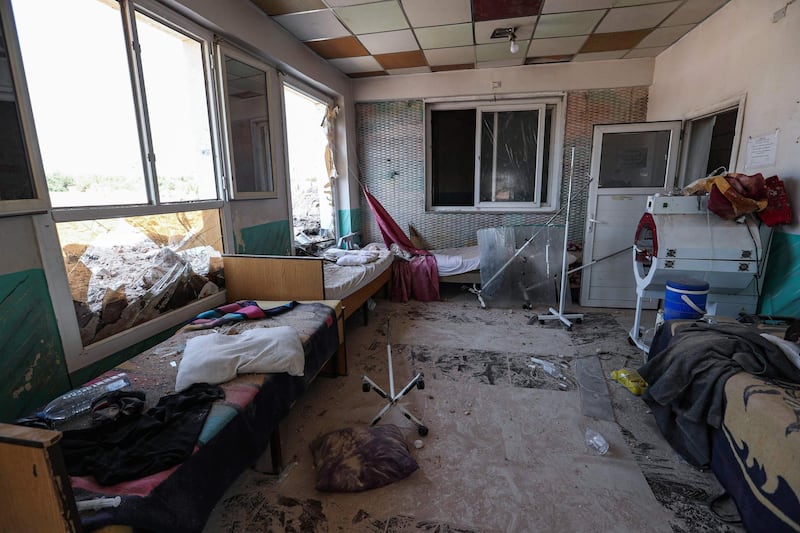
[{"left": 176, "top": 326, "right": 304, "bottom": 392}]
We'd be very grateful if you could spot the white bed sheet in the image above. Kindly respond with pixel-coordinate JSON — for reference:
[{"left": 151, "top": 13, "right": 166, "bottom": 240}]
[
  {"left": 322, "top": 247, "right": 393, "bottom": 300},
  {"left": 431, "top": 245, "right": 481, "bottom": 277}
]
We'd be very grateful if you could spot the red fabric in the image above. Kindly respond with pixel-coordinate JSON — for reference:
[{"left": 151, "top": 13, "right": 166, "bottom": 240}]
[
  {"left": 707, "top": 173, "right": 768, "bottom": 220},
  {"left": 758, "top": 175, "right": 793, "bottom": 226},
  {"left": 362, "top": 186, "right": 439, "bottom": 301}
]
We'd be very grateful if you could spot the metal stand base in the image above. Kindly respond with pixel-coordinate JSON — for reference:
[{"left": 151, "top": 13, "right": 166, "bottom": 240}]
[
  {"left": 361, "top": 318, "right": 429, "bottom": 437},
  {"left": 538, "top": 307, "right": 584, "bottom": 331}
]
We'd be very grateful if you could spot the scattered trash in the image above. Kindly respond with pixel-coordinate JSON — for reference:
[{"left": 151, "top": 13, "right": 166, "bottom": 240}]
[
  {"left": 170, "top": 361, "right": 177, "bottom": 367},
  {"left": 529, "top": 356, "right": 564, "bottom": 380},
  {"left": 76, "top": 496, "right": 121, "bottom": 512},
  {"left": 610, "top": 368, "right": 648, "bottom": 395},
  {"left": 464, "top": 410, "right": 471, "bottom": 416},
  {"left": 413, "top": 439, "right": 424, "bottom": 449},
  {"left": 584, "top": 427, "right": 609, "bottom": 455}
]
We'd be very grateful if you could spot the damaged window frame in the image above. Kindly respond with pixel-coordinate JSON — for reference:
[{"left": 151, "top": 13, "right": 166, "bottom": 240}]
[
  {"left": 425, "top": 95, "right": 564, "bottom": 213},
  {"left": 13, "top": 0, "right": 230, "bottom": 372}
]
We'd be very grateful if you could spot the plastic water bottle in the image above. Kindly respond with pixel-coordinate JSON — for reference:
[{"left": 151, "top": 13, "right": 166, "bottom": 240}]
[
  {"left": 585, "top": 427, "right": 609, "bottom": 455},
  {"left": 40, "top": 373, "right": 131, "bottom": 423}
]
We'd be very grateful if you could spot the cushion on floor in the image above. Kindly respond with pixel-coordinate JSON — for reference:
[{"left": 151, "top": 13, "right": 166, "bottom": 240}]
[{"left": 310, "top": 424, "right": 418, "bottom": 492}]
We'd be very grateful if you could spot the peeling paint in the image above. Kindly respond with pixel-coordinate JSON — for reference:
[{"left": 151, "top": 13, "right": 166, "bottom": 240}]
[{"left": 1, "top": 269, "right": 71, "bottom": 422}]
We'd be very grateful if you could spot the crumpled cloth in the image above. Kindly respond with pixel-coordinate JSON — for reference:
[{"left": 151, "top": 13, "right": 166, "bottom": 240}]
[
  {"left": 683, "top": 173, "right": 768, "bottom": 219},
  {"left": 639, "top": 321, "right": 800, "bottom": 467}
]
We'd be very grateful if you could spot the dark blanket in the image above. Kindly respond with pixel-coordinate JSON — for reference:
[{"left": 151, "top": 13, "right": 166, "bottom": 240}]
[
  {"left": 61, "top": 383, "right": 224, "bottom": 485},
  {"left": 639, "top": 321, "right": 800, "bottom": 467}
]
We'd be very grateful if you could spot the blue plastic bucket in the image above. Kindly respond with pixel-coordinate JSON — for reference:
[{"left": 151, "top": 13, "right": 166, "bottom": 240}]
[{"left": 664, "top": 279, "right": 709, "bottom": 320}]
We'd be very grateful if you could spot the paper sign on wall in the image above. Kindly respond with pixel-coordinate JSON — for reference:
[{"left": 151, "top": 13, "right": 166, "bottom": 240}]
[{"left": 745, "top": 130, "right": 778, "bottom": 169}]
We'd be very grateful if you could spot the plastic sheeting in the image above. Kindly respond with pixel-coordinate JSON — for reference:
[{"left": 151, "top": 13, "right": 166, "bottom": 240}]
[{"left": 478, "top": 225, "right": 565, "bottom": 308}]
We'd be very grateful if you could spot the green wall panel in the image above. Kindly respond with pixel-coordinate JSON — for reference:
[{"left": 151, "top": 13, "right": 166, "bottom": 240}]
[
  {"left": 338, "top": 207, "right": 362, "bottom": 244},
  {"left": 760, "top": 231, "right": 800, "bottom": 318},
  {"left": 0, "top": 269, "right": 71, "bottom": 422},
  {"left": 236, "top": 220, "right": 291, "bottom": 256}
]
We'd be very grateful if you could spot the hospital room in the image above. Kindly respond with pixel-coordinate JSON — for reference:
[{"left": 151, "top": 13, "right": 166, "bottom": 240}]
[{"left": 1, "top": 0, "right": 799, "bottom": 531}]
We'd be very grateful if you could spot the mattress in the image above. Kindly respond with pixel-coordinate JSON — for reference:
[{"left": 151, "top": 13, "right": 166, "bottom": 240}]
[
  {"left": 432, "top": 245, "right": 481, "bottom": 276},
  {"left": 322, "top": 247, "right": 393, "bottom": 299}
]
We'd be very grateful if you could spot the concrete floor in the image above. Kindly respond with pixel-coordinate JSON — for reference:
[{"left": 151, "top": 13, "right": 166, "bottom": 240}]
[{"left": 204, "top": 286, "right": 743, "bottom": 532}]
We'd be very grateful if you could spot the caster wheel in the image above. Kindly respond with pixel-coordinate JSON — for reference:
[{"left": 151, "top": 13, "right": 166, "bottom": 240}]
[
  {"left": 418, "top": 426, "right": 429, "bottom": 436},
  {"left": 576, "top": 318, "right": 583, "bottom": 324},
  {"left": 566, "top": 326, "right": 573, "bottom": 332},
  {"left": 417, "top": 380, "right": 425, "bottom": 390},
  {"left": 362, "top": 382, "right": 371, "bottom": 392},
  {"left": 539, "top": 320, "right": 544, "bottom": 325},
  {"left": 627, "top": 336, "right": 636, "bottom": 346}
]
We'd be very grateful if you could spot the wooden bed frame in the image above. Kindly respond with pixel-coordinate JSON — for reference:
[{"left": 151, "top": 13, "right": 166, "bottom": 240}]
[{"left": 222, "top": 254, "right": 392, "bottom": 322}]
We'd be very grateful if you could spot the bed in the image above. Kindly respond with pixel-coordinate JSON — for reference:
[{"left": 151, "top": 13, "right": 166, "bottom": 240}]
[
  {"left": 639, "top": 319, "right": 800, "bottom": 532},
  {"left": 432, "top": 245, "right": 482, "bottom": 284},
  {"left": 223, "top": 250, "right": 392, "bottom": 322},
  {"left": 9, "top": 299, "right": 343, "bottom": 533}
]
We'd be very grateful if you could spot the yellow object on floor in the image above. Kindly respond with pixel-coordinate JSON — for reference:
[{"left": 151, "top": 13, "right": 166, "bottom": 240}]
[{"left": 611, "top": 368, "right": 648, "bottom": 395}]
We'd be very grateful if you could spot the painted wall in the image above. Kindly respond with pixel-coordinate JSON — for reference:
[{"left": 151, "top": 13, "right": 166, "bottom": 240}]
[
  {"left": 353, "top": 57, "right": 654, "bottom": 102},
  {"left": 647, "top": 0, "right": 800, "bottom": 316},
  {"left": 0, "top": 216, "right": 70, "bottom": 421}
]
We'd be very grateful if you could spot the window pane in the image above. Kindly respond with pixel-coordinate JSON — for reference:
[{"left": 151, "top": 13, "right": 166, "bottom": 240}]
[
  {"left": 431, "top": 109, "right": 475, "bottom": 206},
  {"left": 0, "top": 10, "right": 35, "bottom": 201},
  {"left": 13, "top": 0, "right": 147, "bottom": 207},
  {"left": 57, "top": 210, "right": 224, "bottom": 347},
  {"left": 480, "top": 110, "right": 538, "bottom": 203},
  {"left": 135, "top": 12, "right": 216, "bottom": 202},
  {"left": 598, "top": 130, "right": 671, "bottom": 188},
  {"left": 223, "top": 55, "right": 274, "bottom": 195}
]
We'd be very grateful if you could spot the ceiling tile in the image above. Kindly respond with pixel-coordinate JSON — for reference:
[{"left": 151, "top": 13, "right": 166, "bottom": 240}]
[
  {"left": 251, "top": 0, "right": 326, "bottom": 16},
  {"left": 273, "top": 10, "right": 351, "bottom": 41},
  {"left": 573, "top": 50, "right": 627, "bottom": 61},
  {"left": 335, "top": 1, "right": 409, "bottom": 34},
  {"left": 527, "top": 35, "right": 587, "bottom": 56},
  {"left": 473, "top": 0, "right": 543, "bottom": 22},
  {"left": 624, "top": 46, "right": 668, "bottom": 58},
  {"left": 595, "top": 2, "right": 682, "bottom": 32},
  {"left": 305, "top": 36, "right": 370, "bottom": 58},
  {"left": 635, "top": 24, "right": 693, "bottom": 48},
  {"left": 359, "top": 29, "right": 420, "bottom": 54},
  {"left": 662, "top": 0, "right": 728, "bottom": 26},
  {"left": 474, "top": 16, "right": 538, "bottom": 44},
  {"left": 415, "top": 23, "right": 474, "bottom": 49},
  {"left": 542, "top": 0, "right": 612, "bottom": 13},
  {"left": 401, "top": 0, "right": 471, "bottom": 27},
  {"left": 534, "top": 10, "right": 606, "bottom": 38},
  {"left": 374, "top": 49, "right": 428, "bottom": 69},
  {"left": 526, "top": 54, "right": 574, "bottom": 63},
  {"left": 431, "top": 63, "right": 475, "bottom": 72},
  {"left": 328, "top": 55, "right": 384, "bottom": 73},
  {"left": 476, "top": 40, "right": 530, "bottom": 62},
  {"left": 580, "top": 29, "right": 651, "bottom": 52},
  {"left": 386, "top": 66, "right": 433, "bottom": 75},
  {"left": 477, "top": 57, "right": 527, "bottom": 68},
  {"left": 424, "top": 46, "right": 476, "bottom": 66}
]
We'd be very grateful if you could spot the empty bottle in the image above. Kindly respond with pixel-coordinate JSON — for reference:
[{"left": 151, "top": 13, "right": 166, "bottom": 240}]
[
  {"left": 40, "top": 373, "right": 131, "bottom": 423},
  {"left": 585, "top": 427, "right": 609, "bottom": 455}
]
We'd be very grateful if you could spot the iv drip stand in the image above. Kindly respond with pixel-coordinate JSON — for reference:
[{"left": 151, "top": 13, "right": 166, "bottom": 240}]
[{"left": 538, "top": 147, "right": 584, "bottom": 331}]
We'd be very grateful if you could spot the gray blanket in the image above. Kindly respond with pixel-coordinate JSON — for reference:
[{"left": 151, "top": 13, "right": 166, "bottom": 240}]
[{"left": 638, "top": 321, "right": 800, "bottom": 467}]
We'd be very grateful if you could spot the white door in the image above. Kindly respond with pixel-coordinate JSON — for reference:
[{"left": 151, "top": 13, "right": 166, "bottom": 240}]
[{"left": 580, "top": 121, "right": 682, "bottom": 308}]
